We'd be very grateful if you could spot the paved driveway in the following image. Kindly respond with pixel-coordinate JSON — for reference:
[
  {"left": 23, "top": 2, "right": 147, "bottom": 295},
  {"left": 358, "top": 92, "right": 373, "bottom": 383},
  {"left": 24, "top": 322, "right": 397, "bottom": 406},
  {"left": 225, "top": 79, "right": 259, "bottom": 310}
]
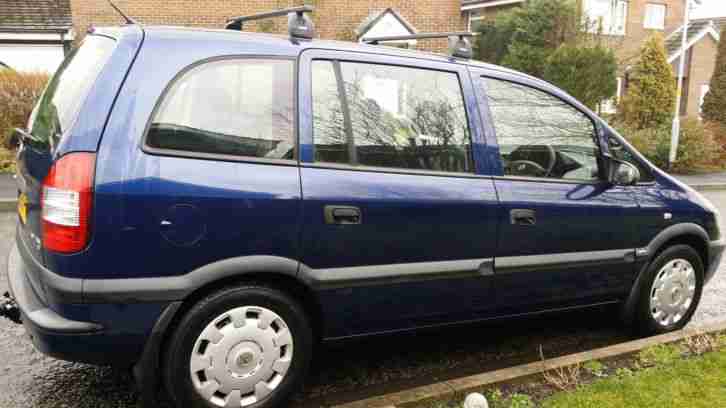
[{"left": 0, "top": 191, "right": 725, "bottom": 407}]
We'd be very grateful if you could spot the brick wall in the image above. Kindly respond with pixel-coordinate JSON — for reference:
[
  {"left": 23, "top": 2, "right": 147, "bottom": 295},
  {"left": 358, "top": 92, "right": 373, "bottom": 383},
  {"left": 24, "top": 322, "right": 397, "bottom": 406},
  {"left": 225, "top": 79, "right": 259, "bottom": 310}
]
[
  {"left": 611, "top": 0, "right": 685, "bottom": 66},
  {"left": 70, "top": 0, "right": 467, "bottom": 52},
  {"left": 686, "top": 34, "right": 718, "bottom": 117}
]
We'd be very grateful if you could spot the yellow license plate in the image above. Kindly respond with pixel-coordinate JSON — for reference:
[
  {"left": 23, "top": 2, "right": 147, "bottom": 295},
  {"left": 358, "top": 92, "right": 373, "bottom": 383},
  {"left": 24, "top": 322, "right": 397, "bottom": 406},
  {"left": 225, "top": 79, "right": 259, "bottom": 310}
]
[{"left": 18, "top": 194, "right": 27, "bottom": 224}]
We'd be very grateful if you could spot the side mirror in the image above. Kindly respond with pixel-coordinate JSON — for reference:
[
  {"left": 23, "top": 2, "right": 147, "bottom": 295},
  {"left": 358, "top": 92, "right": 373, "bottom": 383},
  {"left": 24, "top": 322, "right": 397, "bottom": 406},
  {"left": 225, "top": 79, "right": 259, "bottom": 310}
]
[{"left": 608, "top": 158, "right": 640, "bottom": 186}]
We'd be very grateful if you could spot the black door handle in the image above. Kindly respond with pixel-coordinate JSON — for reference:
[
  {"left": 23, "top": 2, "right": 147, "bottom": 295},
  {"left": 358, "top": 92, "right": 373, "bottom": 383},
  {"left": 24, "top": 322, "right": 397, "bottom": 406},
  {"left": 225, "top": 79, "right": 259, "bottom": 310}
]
[
  {"left": 324, "top": 206, "right": 362, "bottom": 225},
  {"left": 511, "top": 209, "right": 536, "bottom": 226}
]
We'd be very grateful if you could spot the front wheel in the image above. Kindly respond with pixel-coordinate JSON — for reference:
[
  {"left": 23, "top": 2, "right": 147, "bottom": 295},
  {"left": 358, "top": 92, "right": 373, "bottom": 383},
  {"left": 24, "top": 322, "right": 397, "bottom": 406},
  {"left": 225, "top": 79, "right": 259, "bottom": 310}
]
[
  {"left": 163, "top": 284, "right": 313, "bottom": 408},
  {"left": 636, "top": 245, "right": 704, "bottom": 336}
]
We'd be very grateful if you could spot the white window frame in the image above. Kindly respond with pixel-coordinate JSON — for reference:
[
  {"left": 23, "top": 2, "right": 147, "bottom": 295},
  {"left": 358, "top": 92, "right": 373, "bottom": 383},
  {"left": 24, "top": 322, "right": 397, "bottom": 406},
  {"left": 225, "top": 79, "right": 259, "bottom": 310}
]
[
  {"left": 644, "top": 3, "right": 666, "bottom": 30},
  {"left": 584, "top": 0, "right": 628, "bottom": 36}
]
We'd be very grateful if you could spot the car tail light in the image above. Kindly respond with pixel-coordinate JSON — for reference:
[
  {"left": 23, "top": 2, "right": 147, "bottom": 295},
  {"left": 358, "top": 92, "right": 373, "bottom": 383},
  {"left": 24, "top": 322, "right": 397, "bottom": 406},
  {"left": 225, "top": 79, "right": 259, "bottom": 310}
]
[{"left": 41, "top": 152, "right": 96, "bottom": 253}]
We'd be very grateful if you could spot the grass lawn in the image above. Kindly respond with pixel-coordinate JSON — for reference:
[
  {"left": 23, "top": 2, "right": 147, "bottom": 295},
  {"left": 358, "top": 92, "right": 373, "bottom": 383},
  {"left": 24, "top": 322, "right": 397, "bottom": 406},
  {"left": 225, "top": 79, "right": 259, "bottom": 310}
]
[{"left": 543, "top": 348, "right": 726, "bottom": 408}]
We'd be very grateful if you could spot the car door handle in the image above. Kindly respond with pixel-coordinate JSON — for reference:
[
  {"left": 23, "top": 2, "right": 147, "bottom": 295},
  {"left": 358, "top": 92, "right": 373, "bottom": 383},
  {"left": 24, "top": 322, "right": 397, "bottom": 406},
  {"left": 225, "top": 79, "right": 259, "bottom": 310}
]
[
  {"left": 511, "top": 209, "right": 536, "bottom": 226},
  {"left": 324, "top": 206, "right": 362, "bottom": 225}
]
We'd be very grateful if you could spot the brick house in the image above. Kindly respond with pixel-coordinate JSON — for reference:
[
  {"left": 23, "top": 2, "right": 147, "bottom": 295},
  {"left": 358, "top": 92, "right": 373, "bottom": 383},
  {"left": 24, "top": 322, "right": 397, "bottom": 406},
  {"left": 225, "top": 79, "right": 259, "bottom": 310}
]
[
  {"left": 665, "top": 17, "right": 723, "bottom": 117},
  {"left": 0, "top": 0, "right": 74, "bottom": 72},
  {"left": 465, "top": 0, "right": 720, "bottom": 118},
  {"left": 69, "top": 0, "right": 719, "bottom": 117}
]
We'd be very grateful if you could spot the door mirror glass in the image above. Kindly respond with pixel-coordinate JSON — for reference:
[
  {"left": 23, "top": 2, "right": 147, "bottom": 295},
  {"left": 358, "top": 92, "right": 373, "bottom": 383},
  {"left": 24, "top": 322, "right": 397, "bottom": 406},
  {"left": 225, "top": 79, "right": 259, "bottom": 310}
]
[{"left": 609, "top": 158, "right": 640, "bottom": 186}]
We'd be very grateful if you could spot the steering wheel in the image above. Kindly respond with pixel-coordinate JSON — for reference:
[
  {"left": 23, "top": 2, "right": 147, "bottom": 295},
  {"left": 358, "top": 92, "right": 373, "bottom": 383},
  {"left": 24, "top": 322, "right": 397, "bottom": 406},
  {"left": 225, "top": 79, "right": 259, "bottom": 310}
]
[{"left": 507, "top": 145, "right": 557, "bottom": 177}]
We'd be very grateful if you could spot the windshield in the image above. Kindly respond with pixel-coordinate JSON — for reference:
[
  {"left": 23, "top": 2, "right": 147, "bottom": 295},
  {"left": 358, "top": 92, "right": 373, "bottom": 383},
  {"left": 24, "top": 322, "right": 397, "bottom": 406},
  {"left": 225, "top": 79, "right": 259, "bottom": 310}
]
[{"left": 26, "top": 35, "right": 116, "bottom": 149}]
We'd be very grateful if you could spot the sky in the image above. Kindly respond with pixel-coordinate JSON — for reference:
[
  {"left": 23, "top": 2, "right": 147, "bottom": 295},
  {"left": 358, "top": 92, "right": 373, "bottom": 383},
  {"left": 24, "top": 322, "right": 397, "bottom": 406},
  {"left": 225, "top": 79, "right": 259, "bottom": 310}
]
[{"left": 692, "top": 0, "right": 726, "bottom": 19}]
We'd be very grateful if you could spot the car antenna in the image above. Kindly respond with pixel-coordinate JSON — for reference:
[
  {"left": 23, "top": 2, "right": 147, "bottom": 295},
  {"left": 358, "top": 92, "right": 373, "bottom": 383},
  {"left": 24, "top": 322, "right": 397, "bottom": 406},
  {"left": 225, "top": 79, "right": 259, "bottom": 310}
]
[
  {"left": 362, "top": 32, "right": 475, "bottom": 59},
  {"left": 106, "top": 0, "right": 138, "bottom": 25}
]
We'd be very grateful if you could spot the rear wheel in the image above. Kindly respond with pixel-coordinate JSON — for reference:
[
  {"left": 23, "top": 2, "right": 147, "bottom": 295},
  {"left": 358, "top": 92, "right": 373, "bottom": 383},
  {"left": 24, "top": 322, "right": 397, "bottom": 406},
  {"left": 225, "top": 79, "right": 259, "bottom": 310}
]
[
  {"left": 163, "top": 284, "right": 312, "bottom": 408},
  {"left": 636, "top": 245, "right": 703, "bottom": 335}
]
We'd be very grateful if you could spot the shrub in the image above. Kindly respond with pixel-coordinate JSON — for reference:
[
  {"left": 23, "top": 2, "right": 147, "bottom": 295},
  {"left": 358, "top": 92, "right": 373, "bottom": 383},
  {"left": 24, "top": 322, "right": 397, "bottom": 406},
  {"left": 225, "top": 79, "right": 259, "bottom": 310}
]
[
  {"left": 0, "top": 147, "right": 15, "bottom": 174},
  {"left": 544, "top": 44, "right": 618, "bottom": 111},
  {"left": 619, "top": 34, "right": 676, "bottom": 129},
  {"left": 702, "top": 24, "right": 726, "bottom": 126},
  {"left": 476, "top": 0, "right": 582, "bottom": 77},
  {"left": 0, "top": 70, "right": 49, "bottom": 148},
  {"left": 613, "top": 117, "right": 720, "bottom": 172},
  {"left": 672, "top": 118, "right": 720, "bottom": 172}
]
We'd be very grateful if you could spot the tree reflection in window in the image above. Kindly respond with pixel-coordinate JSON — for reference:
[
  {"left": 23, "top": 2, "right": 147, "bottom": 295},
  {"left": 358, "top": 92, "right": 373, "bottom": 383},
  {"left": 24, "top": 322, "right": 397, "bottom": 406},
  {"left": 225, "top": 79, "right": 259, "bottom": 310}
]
[
  {"left": 147, "top": 59, "right": 295, "bottom": 159},
  {"left": 312, "top": 60, "right": 472, "bottom": 173},
  {"left": 483, "top": 78, "right": 601, "bottom": 181}
]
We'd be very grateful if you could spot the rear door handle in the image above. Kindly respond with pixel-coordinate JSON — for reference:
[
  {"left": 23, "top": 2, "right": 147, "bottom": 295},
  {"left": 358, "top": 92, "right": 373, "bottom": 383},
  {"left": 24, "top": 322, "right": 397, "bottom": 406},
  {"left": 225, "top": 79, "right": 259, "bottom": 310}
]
[
  {"left": 324, "top": 206, "right": 362, "bottom": 225},
  {"left": 510, "top": 209, "right": 536, "bottom": 226}
]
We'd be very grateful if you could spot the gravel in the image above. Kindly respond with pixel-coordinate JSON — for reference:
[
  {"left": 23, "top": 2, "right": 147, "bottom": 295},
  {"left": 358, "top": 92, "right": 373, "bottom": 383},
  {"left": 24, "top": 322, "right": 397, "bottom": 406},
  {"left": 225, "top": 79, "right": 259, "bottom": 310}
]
[{"left": 0, "top": 191, "right": 725, "bottom": 407}]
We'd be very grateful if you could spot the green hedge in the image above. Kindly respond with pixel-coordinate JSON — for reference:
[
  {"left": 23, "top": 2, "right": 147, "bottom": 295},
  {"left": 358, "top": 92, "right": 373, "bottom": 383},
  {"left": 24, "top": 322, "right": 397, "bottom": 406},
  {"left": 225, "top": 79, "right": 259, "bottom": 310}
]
[
  {"left": 613, "top": 117, "right": 721, "bottom": 173},
  {"left": 0, "top": 70, "right": 49, "bottom": 148}
]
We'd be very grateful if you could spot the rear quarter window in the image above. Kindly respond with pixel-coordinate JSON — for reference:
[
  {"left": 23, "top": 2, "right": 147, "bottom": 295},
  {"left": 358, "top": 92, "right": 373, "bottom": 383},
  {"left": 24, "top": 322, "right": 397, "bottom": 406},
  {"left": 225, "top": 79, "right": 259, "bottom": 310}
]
[
  {"left": 145, "top": 58, "right": 295, "bottom": 161},
  {"left": 27, "top": 35, "right": 116, "bottom": 149}
]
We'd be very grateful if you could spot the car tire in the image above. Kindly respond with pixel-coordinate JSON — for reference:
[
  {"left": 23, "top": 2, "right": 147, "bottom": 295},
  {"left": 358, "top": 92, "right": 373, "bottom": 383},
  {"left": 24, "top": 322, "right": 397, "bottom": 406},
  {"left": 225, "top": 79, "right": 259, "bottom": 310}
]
[
  {"left": 163, "top": 284, "right": 313, "bottom": 408},
  {"left": 635, "top": 245, "right": 704, "bottom": 336}
]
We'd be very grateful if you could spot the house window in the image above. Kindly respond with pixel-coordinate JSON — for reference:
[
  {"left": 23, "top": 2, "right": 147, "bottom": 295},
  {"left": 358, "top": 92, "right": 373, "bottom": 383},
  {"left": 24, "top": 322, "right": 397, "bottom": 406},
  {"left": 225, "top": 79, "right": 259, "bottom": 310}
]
[
  {"left": 468, "top": 10, "right": 487, "bottom": 33},
  {"left": 644, "top": 3, "right": 666, "bottom": 30},
  {"left": 584, "top": 0, "right": 628, "bottom": 36}
]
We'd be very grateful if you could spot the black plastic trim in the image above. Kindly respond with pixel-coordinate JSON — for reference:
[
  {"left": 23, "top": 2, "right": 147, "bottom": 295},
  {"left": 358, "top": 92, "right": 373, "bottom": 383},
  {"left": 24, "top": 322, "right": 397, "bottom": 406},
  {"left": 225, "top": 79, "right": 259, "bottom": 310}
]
[
  {"left": 301, "top": 258, "right": 494, "bottom": 290},
  {"left": 621, "top": 222, "right": 713, "bottom": 326},
  {"left": 132, "top": 301, "right": 182, "bottom": 408},
  {"left": 495, "top": 249, "right": 635, "bottom": 274},
  {"left": 7, "top": 243, "right": 102, "bottom": 334},
  {"left": 83, "top": 255, "right": 301, "bottom": 303}
]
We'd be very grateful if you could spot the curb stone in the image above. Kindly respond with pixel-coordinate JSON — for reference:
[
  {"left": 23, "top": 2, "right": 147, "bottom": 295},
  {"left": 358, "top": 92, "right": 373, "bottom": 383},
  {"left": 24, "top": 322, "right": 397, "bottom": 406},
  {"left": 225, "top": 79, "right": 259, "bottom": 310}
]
[
  {"left": 333, "top": 320, "right": 726, "bottom": 408},
  {"left": 688, "top": 184, "right": 726, "bottom": 192}
]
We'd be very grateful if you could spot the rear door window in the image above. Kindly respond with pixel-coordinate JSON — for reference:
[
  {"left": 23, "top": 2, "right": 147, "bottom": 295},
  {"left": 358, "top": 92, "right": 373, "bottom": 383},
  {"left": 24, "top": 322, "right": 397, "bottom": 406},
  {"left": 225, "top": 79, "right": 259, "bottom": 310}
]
[
  {"left": 312, "top": 60, "right": 473, "bottom": 174},
  {"left": 146, "top": 59, "right": 295, "bottom": 160},
  {"left": 27, "top": 35, "right": 116, "bottom": 149}
]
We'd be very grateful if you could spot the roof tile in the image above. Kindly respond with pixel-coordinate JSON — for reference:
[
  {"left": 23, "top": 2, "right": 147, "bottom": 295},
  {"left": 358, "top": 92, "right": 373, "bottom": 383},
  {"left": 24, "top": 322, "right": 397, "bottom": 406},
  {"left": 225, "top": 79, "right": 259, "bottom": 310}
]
[{"left": 0, "top": 0, "right": 72, "bottom": 32}]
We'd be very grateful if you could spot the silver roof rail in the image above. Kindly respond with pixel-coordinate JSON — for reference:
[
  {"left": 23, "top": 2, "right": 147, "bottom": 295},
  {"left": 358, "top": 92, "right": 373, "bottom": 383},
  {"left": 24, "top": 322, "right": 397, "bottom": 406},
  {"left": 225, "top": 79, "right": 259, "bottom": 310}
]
[
  {"left": 362, "top": 32, "right": 475, "bottom": 59},
  {"left": 225, "top": 5, "right": 315, "bottom": 40}
]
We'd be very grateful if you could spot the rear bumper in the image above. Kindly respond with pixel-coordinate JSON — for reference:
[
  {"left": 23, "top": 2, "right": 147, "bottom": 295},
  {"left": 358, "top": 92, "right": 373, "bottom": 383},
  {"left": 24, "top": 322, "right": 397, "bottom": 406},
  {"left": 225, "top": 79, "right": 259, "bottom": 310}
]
[
  {"left": 706, "top": 238, "right": 726, "bottom": 284},
  {"left": 7, "top": 235, "right": 169, "bottom": 365},
  {"left": 7, "top": 241, "right": 109, "bottom": 363}
]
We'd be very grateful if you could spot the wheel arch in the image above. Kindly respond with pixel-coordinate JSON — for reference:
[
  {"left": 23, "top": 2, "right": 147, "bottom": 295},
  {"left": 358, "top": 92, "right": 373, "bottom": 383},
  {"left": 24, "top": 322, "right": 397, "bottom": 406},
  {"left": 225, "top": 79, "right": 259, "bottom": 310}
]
[
  {"left": 132, "top": 255, "right": 324, "bottom": 406},
  {"left": 621, "top": 223, "right": 710, "bottom": 326}
]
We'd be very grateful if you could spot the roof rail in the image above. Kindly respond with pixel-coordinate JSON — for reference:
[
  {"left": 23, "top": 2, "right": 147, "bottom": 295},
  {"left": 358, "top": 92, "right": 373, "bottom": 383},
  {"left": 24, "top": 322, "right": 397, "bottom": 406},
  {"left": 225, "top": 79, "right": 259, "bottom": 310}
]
[
  {"left": 362, "top": 32, "right": 475, "bottom": 59},
  {"left": 225, "top": 5, "right": 315, "bottom": 40}
]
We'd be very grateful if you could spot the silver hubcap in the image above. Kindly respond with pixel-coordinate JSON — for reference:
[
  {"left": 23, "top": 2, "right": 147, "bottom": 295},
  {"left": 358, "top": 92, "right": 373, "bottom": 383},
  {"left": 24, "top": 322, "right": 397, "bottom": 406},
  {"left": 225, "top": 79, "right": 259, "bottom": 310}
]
[
  {"left": 190, "top": 306, "right": 294, "bottom": 407},
  {"left": 650, "top": 259, "right": 696, "bottom": 326}
]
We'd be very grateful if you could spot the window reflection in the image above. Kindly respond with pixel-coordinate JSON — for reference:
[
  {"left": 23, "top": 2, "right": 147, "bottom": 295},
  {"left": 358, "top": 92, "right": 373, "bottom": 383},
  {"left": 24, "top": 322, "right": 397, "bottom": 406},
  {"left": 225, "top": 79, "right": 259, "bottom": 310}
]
[
  {"left": 147, "top": 59, "right": 295, "bottom": 159},
  {"left": 313, "top": 60, "right": 472, "bottom": 173},
  {"left": 484, "top": 78, "right": 601, "bottom": 181}
]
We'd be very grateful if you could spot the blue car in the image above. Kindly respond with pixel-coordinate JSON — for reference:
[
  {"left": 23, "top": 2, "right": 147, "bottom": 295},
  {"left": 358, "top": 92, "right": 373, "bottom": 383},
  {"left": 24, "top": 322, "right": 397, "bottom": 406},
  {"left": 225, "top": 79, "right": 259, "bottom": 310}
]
[{"left": 3, "top": 7, "right": 724, "bottom": 408}]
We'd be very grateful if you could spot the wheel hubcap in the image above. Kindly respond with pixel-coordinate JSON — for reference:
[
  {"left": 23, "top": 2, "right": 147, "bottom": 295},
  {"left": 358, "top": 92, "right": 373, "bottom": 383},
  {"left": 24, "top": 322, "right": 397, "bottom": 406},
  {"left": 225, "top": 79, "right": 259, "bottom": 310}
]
[
  {"left": 650, "top": 259, "right": 696, "bottom": 327},
  {"left": 190, "top": 306, "right": 294, "bottom": 407}
]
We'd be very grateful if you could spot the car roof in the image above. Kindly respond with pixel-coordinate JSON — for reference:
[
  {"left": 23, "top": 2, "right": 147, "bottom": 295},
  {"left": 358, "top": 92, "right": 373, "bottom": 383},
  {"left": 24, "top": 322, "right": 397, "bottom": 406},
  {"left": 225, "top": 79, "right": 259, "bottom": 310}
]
[{"left": 109, "top": 25, "right": 540, "bottom": 83}]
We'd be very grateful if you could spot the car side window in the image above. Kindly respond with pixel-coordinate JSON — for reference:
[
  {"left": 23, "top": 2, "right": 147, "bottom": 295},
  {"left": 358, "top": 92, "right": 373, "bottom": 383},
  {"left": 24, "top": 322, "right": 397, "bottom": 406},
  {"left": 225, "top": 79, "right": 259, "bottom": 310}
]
[
  {"left": 483, "top": 77, "right": 601, "bottom": 181},
  {"left": 146, "top": 59, "right": 295, "bottom": 160},
  {"left": 312, "top": 60, "right": 473, "bottom": 174}
]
